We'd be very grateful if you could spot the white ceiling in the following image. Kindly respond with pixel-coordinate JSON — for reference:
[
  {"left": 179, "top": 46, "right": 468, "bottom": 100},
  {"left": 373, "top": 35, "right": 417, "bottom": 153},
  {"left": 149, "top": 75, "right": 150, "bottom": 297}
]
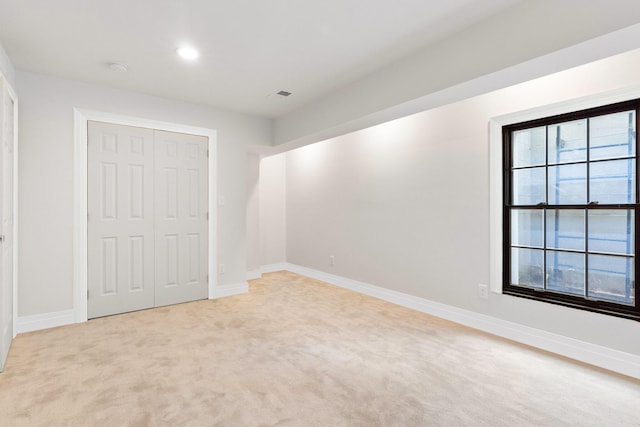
[{"left": 0, "top": 0, "right": 522, "bottom": 118}]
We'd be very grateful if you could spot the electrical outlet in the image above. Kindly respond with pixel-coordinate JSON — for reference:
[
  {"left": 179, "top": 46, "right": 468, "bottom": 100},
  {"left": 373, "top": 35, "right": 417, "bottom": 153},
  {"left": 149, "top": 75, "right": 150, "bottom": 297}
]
[
  {"left": 218, "top": 264, "right": 225, "bottom": 275},
  {"left": 329, "top": 255, "right": 335, "bottom": 266},
  {"left": 478, "top": 283, "right": 489, "bottom": 300}
]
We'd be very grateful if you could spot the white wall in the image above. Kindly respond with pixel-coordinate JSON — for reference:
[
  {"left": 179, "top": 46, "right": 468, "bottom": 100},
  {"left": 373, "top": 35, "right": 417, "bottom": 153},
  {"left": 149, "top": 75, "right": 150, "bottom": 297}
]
[
  {"left": 259, "top": 154, "right": 286, "bottom": 266},
  {"left": 16, "top": 71, "right": 271, "bottom": 317},
  {"left": 284, "top": 49, "right": 640, "bottom": 356},
  {"left": 0, "top": 43, "right": 15, "bottom": 87},
  {"left": 274, "top": 1, "right": 640, "bottom": 150},
  {"left": 246, "top": 153, "right": 261, "bottom": 275}
]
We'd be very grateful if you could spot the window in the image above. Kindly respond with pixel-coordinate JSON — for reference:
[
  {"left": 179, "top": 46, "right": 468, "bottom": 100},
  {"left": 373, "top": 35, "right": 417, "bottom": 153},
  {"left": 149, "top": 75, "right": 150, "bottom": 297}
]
[{"left": 503, "top": 99, "right": 639, "bottom": 320}]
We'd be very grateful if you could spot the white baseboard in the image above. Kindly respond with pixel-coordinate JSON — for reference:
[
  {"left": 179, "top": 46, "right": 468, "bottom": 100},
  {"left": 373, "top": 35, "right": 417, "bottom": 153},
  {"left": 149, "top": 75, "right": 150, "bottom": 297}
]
[
  {"left": 261, "top": 263, "right": 288, "bottom": 274},
  {"left": 16, "top": 309, "right": 75, "bottom": 334},
  {"left": 215, "top": 282, "right": 249, "bottom": 299},
  {"left": 16, "top": 283, "right": 249, "bottom": 334},
  {"left": 16, "top": 282, "right": 249, "bottom": 335},
  {"left": 246, "top": 269, "right": 262, "bottom": 281},
  {"left": 284, "top": 263, "right": 640, "bottom": 380},
  {"left": 246, "top": 264, "right": 289, "bottom": 280}
]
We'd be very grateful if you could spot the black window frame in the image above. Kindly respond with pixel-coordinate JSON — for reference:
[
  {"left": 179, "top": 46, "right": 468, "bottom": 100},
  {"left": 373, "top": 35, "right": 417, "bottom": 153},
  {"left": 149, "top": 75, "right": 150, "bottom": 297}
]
[{"left": 503, "top": 98, "right": 640, "bottom": 321}]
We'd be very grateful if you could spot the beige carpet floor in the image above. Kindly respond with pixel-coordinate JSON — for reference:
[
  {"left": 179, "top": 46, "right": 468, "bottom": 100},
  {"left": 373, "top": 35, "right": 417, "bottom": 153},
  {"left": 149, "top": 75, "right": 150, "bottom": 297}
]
[{"left": 1, "top": 271, "right": 639, "bottom": 426}]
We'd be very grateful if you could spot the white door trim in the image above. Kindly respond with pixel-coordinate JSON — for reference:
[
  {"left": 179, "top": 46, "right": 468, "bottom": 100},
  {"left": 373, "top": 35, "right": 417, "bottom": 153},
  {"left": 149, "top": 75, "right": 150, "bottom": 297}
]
[
  {"left": 8, "top": 80, "right": 17, "bottom": 340},
  {"left": 0, "top": 73, "right": 19, "bottom": 340},
  {"left": 73, "top": 109, "right": 218, "bottom": 323}
]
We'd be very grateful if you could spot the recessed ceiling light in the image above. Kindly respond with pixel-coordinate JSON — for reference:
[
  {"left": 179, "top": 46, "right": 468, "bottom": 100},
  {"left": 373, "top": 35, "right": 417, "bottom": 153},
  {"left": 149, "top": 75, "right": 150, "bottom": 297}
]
[
  {"left": 108, "top": 62, "right": 128, "bottom": 72},
  {"left": 177, "top": 46, "right": 199, "bottom": 60}
]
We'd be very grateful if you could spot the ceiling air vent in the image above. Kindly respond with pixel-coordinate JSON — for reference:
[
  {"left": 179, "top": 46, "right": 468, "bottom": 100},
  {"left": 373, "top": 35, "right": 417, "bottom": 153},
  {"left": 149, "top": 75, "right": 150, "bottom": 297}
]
[{"left": 276, "top": 90, "right": 292, "bottom": 97}]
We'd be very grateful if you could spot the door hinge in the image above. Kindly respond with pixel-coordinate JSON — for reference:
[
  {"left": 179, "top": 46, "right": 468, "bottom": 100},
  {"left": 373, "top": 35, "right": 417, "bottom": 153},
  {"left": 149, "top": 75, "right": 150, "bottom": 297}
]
[
  {"left": 206, "top": 212, "right": 209, "bottom": 221},
  {"left": 87, "top": 290, "right": 89, "bottom": 300}
]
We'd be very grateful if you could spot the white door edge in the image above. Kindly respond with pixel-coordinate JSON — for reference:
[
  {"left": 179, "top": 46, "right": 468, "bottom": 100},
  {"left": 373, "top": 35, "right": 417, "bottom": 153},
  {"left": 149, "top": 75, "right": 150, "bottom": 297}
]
[
  {"left": 0, "top": 73, "right": 18, "bottom": 340},
  {"left": 73, "top": 108, "right": 218, "bottom": 323}
]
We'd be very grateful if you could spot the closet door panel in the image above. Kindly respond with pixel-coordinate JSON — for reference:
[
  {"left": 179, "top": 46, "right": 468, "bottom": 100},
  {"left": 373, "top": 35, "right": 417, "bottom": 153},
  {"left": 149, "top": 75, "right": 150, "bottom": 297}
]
[
  {"left": 154, "top": 130, "right": 208, "bottom": 307},
  {"left": 87, "top": 121, "right": 155, "bottom": 318}
]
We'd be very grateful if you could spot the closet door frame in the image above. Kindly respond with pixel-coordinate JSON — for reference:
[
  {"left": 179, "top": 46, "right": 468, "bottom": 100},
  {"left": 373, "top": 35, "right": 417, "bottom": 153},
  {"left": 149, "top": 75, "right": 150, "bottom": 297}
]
[{"left": 73, "top": 109, "right": 217, "bottom": 323}]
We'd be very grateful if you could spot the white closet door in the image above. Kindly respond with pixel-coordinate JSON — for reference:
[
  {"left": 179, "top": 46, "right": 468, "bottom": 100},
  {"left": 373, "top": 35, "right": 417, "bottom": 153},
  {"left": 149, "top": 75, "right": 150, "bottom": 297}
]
[
  {"left": 0, "top": 82, "right": 14, "bottom": 371},
  {"left": 87, "top": 121, "right": 155, "bottom": 318},
  {"left": 154, "top": 130, "right": 208, "bottom": 307}
]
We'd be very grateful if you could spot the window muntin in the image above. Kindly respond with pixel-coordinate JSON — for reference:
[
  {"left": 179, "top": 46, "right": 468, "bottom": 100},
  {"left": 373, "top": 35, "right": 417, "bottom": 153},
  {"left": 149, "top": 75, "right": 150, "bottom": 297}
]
[{"left": 504, "top": 101, "right": 639, "bottom": 319}]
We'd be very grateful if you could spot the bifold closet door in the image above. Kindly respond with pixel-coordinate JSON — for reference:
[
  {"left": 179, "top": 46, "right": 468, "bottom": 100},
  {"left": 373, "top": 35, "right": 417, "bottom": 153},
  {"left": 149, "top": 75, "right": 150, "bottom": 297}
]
[
  {"left": 153, "top": 130, "right": 208, "bottom": 307},
  {"left": 87, "top": 121, "right": 156, "bottom": 318},
  {"left": 88, "top": 122, "right": 208, "bottom": 319}
]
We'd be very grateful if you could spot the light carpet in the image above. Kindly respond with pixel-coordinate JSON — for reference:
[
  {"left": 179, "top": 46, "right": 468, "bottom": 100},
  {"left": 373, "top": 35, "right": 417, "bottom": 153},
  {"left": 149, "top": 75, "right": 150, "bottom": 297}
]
[{"left": 1, "top": 271, "right": 639, "bottom": 426}]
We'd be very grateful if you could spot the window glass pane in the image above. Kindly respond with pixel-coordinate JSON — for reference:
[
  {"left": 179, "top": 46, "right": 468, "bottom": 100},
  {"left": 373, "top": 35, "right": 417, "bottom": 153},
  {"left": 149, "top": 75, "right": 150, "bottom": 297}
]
[
  {"left": 590, "top": 111, "right": 635, "bottom": 160},
  {"left": 512, "top": 127, "right": 546, "bottom": 167},
  {"left": 511, "top": 210, "right": 543, "bottom": 247},
  {"left": 548, "top": 164, "right": 586, "bottom": 205},
  {"left": 546, "top": 251, "right": 585, "bottom": 296},
  {"left": 589, "top": 159, "right": 635, "bottom": 204},
  {"left": 511, "top": 248, "right": 544, "bottom": 288},
  {"left": 546, "top": 209, "right": 585, "bottom": 250},
  {"left": 512, "top": 167, "right": 546, "bottom": 205},
  {"left": 548, "top": 119, "right": 587, "bottom": 164},
  {"left": 588, "top": 210, "right": 634, "bottom": 255},
  {"left": 588, "top": 254, "right": 634, "bottom": 305}
]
